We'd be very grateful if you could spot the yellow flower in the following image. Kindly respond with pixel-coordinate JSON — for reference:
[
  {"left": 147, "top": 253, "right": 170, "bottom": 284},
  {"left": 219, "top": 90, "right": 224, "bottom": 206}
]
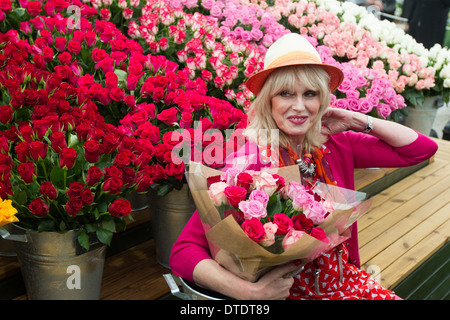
[{"left": 0, "top": 198, "right": 19, "bottom": 227}]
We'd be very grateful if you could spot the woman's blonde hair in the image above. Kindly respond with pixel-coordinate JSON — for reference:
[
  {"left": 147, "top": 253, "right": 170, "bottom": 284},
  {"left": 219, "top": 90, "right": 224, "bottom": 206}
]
[{"left": 244, "top": 65, "right": 331, "bottom": 153}]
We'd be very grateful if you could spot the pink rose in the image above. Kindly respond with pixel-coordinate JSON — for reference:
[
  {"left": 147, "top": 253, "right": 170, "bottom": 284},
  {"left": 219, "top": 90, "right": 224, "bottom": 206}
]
[
  {"left": 254, "top": 172, "right": 278, "bottom": 196},
  {"left": 249, "top": 189, "right": 269, "bottom": 206},
  {"left": 260, "top": 222, "right": 278, "bottom": 247},
  {"left": 304, "top": 201, "right": 328, "bottom": 225},
  {"left": 282, "top": 229, "right": 304, "bottom": 251},
  {"left": 208, "top": 181, "right": 228, "bottom": 206},
  {"left": 292, "top": 190, "right": 314, "bottom": 210},
  {"left": 238, "top": 200, "right": 267, "bottom": 220},
  {"left": 285, "top": 181, "right": 306, "bottom": 199}
]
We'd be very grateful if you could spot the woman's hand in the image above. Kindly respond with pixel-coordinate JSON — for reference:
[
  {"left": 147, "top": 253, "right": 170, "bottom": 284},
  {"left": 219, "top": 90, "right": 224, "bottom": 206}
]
[
  {"left": 320, "top": 108, "right": 364, "bottom": 136},
  {"left": 245, "top": 263, "right": 299, "bottom": 300},
  {"left": 320, "top": 107, "right": 418, "bottom": 147}
]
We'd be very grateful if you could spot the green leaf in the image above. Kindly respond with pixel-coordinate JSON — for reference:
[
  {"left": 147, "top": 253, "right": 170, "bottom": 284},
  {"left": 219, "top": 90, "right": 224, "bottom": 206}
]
[
  {"left": 101, "top": 218, "right": 116, "bottom": 233},
  {"left": 14, "top": 190, "right": 27, "bottom": 205},
  {"left": 266, "top": 194, "right": 282, "bottom": 216},
  {"left": 96, "top": 229, "right": 113, "bottom": 246},
  {"left": 78, "top": 230, "right": 90, "bottom": 251},
  {"left": 49, "top": 165, "right": 65, "bottom": 188},
  {"left": 38, "top": 219, "right": 56, "bottom": 232}
]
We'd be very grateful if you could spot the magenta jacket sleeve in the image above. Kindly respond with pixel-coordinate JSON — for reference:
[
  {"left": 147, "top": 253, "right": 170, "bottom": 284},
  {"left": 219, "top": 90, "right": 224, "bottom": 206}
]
[{"left": 169, "top": 210, "right": 210, "bottom": 283}]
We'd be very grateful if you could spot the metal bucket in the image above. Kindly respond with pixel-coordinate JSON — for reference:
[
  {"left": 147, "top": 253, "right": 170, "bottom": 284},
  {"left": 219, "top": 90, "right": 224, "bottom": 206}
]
[
  {"left": 404, "top": 96, "right": 443, "bottom": 135},
  {"left": 8, "top": 226, "right": 106, "bottom": 300},
  {"left": 149, "top": 184, "right": 196, "bottom": 268},
  {"left": 127, "top": 191, "right": 149, "bottom": 212},
  {"left": 0, "top": 224, "right": 18, "bottom": 256}
]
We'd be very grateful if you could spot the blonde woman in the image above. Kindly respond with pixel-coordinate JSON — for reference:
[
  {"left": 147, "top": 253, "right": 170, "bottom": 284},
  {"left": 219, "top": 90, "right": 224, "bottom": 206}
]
[{"left": 169, "top": 33, "right": 438, "bottom": 300}]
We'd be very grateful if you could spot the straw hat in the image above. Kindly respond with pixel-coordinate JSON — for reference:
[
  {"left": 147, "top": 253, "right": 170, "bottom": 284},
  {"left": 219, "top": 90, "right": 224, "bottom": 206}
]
[{"left": 245, "top": 33, "right": 344, "bottom": 96}]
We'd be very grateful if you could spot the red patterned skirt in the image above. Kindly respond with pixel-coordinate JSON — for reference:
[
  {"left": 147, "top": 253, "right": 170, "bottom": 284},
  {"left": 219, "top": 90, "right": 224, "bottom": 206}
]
[{"left": 288, "top": 244, "right": 398, "bottom": 300}]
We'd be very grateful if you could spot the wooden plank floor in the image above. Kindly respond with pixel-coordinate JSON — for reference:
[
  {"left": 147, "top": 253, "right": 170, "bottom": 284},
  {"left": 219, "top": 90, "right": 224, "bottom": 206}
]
[{"left": 3, "top": 138, "right": 450, "bottom": 300}]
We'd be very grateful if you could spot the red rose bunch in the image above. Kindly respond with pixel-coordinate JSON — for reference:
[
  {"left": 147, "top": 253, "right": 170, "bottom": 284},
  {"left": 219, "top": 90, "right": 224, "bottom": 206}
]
[
  {"left": 118, "top": 55, "right": 248, "bottom": 196},
  {"left": 0, "top": 28, "right": 155, "bottom": 251},
  {"left": 207, "top": 167, "right": 334, "bottom": 253}
]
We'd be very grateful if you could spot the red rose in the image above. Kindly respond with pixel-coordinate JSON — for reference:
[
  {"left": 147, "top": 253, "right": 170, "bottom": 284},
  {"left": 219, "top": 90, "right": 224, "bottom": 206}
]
[
  {"left": 83, "top": 139, "right": 101, "bottom": 163},
  {"left": 135, "top": 172, "right": 153, "bottom": 192},
  {"left": 206, "top": 175, "right": 222, "bottom": 188},
  {"left": 104, "top": 165, "right": 122, "bottom": 179},
  {"left": 310, "top": 227, "right": 329, "bottom": 243},
  {"left": 80, "top": 188, "right": 94, "bottom": 205},
  {"left": 66, "top": 198, "right": 83, "bottom": 217},
  {"left": 109, "top": 87, "right": 125, "bottom": 101},
  {"left": 17, "top": 162, "right": 36, "bottom": 183},
  {"left": 54, "top": 37, "right": 66, "bottom": 51},
  {"left": 28, "top": 198, "right": 49, "bottom": 217},
  {"left": 27, "top": 1, "right": 42, "bottom": 16},
  {"left": 242, "top": 218, "right": 265, "bottom": 242},
  {"left": 223, "top": 209, "right": 244, "bottom": 225},
  {"left": 60, "top": 147, "right": 77, "bottom": 169},
  {"left": 86, "top": 166, "right": 104, "bottom": 186},
  {"left": 121, "top": 167, "right": 136, "bottom": 187},
  {"left": 235, "top": 172, "right": 253, "bottom": 190},
  {"left": 152, "top": 87, "right": 165, "bottom": 102},
  {"left": 105, "top": 72, "right": 118, "bottom": 89},
  {"left": 67, "top": 182, "right": 84, "bottom": 199},
  {"left": 15, "top": 141, "right": 30, "bottom": 162},
  {"left": 164, "top": 162, "right": 184, "bottom": 180},
  {"left": 156, "top": 107, "right": 178, "bottom": 125},
  {"left": 113, "top": 150, "right": 135, "bottom": 168},
  {"left": 91, "top": 48, "right": 108, "bottom": 63},
  {"left": 39, "top": 181, "right": 57, "bottom": 201},
  {"left": 273, "top": 213, "right": 293, "bottom": 235},
  {"left": 102, "top": 177, "right": 123, "bottom": 194},
  {"left": 58, "top": 51, "right": 72, "bottom": 65},
  {"left": 100, "top": 134, "right": 118, "bottom": 155},
  {"left": 223, "top": 186, "right": 247, "bottom": 208},
  {"left": 0, "top": 136, "right": 8, "bottom": 153},
  {"left": 29, "top": 140, "right": 48, "bottom": 161},
  {"left": 49, "top": 131, "right": 67, "bottom": 153},
  {"left": 134, "top": 152, "right": 152, "bottom": 169},
  {"left": 0, "top": 104, "right": 13, "bottom": 124},
  {"left": 292, "top": 214, "right": 314, "bottom": 232},
  {"left": 108, "top": 199, "right": 131, "bottom": 217}
]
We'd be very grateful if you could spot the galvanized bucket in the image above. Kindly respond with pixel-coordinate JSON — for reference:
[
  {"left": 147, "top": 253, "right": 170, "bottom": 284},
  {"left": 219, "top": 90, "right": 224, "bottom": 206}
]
[
  {"left": 4, "top": 226, "right": 106, "bottom": 300},
  {"left": 149, "top": 184, "right": 196, "bottom": 268},
  {"left": 127, "top": 190, "right": 149, "bottom": 212}
]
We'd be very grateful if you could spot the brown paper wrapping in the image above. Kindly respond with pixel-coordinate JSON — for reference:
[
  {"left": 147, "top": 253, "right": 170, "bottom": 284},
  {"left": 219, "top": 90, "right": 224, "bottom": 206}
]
[{"left": 187, "top": 162, "right": 372, "bottom": 281}]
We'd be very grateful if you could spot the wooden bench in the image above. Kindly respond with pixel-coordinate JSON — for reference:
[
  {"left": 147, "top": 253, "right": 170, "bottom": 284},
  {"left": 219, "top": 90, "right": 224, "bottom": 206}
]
[{"left": 2, "top": 138, "right": 449, "bottom": 300}]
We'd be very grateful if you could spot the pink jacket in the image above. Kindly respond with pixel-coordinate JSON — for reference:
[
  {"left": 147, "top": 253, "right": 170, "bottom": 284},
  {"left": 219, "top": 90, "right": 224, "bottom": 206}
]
[{"left": 169, "top": 131, "right": 438, "bottom": 283}]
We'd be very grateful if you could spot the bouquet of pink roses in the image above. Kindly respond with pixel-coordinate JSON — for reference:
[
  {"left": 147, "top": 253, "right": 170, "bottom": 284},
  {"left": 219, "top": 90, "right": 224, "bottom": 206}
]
[{"left": 187, "top": 162, "right": 371, "bottom": 281}]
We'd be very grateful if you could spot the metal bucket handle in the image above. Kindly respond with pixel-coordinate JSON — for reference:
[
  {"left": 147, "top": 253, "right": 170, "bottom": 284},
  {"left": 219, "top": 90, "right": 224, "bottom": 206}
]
[
  {"left": 163, "top": 273, "right": 198, "bottom": 300},
  {"left": 0, "top": 227, "right": 28, "bottom": 243}
]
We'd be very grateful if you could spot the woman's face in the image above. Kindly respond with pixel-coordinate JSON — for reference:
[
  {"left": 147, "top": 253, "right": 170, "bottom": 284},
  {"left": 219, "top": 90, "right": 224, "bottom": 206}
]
[{"left": 271, "top": 80, "right": 321, "bottom": 147}]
